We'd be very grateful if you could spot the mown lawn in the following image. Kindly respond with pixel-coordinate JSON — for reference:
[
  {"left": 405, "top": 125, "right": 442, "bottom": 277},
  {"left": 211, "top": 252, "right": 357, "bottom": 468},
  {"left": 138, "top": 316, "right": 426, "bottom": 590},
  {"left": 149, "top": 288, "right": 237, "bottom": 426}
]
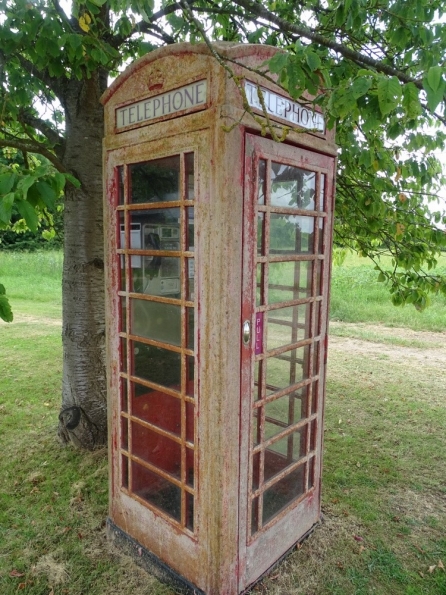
[{"left": 1, "top": 250, "right": 445, "bottom": 595}]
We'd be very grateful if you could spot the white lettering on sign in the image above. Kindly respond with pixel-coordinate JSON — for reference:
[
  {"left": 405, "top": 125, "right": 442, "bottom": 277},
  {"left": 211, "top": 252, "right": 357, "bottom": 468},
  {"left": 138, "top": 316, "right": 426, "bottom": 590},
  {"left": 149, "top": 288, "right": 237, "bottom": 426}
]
[
  {"left": 244, "top": 81, "right": 325, "bottom": 133},
  {"left": 116, "top": 80, "right": 207, "bottom": 130}
]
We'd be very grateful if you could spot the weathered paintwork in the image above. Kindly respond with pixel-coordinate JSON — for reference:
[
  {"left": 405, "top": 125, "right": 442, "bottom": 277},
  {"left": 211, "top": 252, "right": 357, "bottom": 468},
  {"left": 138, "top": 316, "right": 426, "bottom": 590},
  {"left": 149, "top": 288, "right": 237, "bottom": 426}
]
[{"left": 102, "top": 42, "right": 337, "bottom": 595}]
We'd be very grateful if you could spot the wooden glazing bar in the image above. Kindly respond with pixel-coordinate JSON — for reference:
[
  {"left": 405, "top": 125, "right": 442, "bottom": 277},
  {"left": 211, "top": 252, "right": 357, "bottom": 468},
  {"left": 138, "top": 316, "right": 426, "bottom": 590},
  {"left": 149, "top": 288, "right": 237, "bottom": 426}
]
[
  {"left": 127, "top": 452, "right": 195, "bottom": 494},
  {"left": 252, "top": 412, "right": 318, "bottom": 454}
]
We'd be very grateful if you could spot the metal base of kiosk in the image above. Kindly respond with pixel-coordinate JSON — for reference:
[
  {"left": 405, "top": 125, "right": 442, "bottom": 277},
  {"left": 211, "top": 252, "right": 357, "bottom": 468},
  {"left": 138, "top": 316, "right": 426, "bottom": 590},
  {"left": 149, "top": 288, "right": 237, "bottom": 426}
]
[{"left": 106, "top": 518, "right": 205, "bottom": 594}]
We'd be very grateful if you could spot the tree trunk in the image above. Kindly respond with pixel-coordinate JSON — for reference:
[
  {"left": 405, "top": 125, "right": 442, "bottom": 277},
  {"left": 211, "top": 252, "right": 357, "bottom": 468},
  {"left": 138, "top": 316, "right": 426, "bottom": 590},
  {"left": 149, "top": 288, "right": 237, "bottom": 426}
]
[{"left": 58, "top": 71, "right": 108, "bottom": 449}]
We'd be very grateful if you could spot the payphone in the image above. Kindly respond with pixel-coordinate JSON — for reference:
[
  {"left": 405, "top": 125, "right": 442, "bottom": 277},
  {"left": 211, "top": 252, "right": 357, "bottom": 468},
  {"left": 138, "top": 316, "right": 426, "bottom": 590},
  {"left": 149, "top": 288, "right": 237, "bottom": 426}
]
[{"left": 102, "top": 42, "right": 336, "bottom": 595}]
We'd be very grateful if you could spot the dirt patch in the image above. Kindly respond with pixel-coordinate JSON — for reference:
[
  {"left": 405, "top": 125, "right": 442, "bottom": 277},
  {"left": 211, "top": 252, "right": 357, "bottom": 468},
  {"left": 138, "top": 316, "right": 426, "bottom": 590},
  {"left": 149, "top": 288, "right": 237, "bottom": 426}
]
[
  {"left": 329, "top": 322, "right": 446, "bottom": 370},
  {"left": 0, "top": 314, "right": 62, "bottom": 327}
]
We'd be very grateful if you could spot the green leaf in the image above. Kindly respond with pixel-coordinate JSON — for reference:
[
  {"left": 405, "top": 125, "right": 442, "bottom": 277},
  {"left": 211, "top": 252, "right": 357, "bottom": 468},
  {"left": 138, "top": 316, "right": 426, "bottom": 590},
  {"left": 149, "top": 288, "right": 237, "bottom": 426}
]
[
  {"left": 402, "top": 83, "right": 422, "bottom": 119},
  {"left": 0, "top": 173, "right": 16, "bottom": 195},
  {"left": 34, "top": 181, "right": 57, "bottom": 209},
  {"left": 0, "top": 193, "right": 15, "bottom": 224},
  {"left": 377, "top": 76, "right": 402, "bottom": 116},
  {"left": 16, "top": 199, "right": 39, "bottom": 232},
  {"left": 352, "top": 76, "right": 372, "bottom": 99},
  {"left": 305, "top": 51, "right": 321, "bottom": 72},
  {"left": 16, "top": 175, "right": 37, "bottom": 200},
  {"left": 0, "top": 294, "right": 13, "bottom": 323},
  {"left": 268, "top": 52, "right": 288, "bottom": 74},
  {"left": 427, "top": 65, "right": 443, "bottom": 92},
  {"left": 64, "top": 173, "right": 81, "bottom": 188},
  {"left": 423, "top": 78, "right": 446, "bottom": 112}
]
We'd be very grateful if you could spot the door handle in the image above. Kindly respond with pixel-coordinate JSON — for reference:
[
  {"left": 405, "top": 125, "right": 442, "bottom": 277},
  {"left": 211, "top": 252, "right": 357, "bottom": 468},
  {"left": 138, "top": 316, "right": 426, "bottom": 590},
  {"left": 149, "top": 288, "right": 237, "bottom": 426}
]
[{"left": 243, "top": 320, "right": 251, "bottom": 345}]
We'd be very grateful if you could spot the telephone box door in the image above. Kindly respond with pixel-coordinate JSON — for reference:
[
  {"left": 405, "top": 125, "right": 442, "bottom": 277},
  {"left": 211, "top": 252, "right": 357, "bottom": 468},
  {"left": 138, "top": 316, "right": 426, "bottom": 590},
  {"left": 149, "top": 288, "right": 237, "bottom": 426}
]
[{"left": 239, "top": 133, "right": 335, "bottom": 589}]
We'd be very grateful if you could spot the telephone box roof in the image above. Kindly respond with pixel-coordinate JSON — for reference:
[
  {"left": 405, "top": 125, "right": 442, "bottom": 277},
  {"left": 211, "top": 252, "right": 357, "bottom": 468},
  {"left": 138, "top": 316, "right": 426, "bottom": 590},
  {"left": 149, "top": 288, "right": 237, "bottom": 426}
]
[{"left": 100, "top": 42, "right": 283, "bottom": 106}]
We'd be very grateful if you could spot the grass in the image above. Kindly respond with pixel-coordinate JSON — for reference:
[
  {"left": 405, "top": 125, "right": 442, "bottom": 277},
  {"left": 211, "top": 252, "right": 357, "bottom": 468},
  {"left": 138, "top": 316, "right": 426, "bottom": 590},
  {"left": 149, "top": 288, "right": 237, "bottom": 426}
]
[
  {"left": 1, "top": 249, "right": 446, "bottom": 595},
  {"left": 330, "top": 251, "right": 446, "bottom": 332}
]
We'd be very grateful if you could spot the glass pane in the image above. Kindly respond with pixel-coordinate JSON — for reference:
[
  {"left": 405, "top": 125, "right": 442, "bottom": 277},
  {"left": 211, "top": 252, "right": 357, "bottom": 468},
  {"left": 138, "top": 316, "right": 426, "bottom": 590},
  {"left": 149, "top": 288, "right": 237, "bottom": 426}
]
[
  {"left": 133, "top": 257, "right": 181, "bottom": 297},
  {"left": 309, "top": 456, "right": 315, "bottom": 490},
  {"left": 186, "top": 448, "right": 194, "bottom": 486},
  {"left": 185, "top": 153, "right": 195, "bottom": 201},
  {"left": 132, "top": 341, "right": 181, "bottom": 390},
  {"left": 118, "top": 211, "right": 126, "bottom": 291},
  {"left": 256, "top": 264, "right": 264, "bottom": 306},
  {"left": 264, "top": 427, "right": 306, "bottom": 482},
  {"left": 118, "top": 166, "right": 124, "bottom": 205},
  {"left": 265, "top": 345, "right": 310, "bottom": 395},
  {"left": 132, "top": 422, "right": 181, "bottom": 479},
  {"left": 270, "top": 214, "right": 315, "bottom": 254},
  {"left": 319, "top": 174, "right": 326, "bottom": 211},
  {"left": 120, "top": 338, "right": 127, "bottom": 373},
  {"left": 310, "top": 419, "right": 317, "bottom": 451},
  {"left": 132, "top": 461, "right": 181, "bottom": 521},
  {"left": 128, "top": 209, "right": 181, "bottom": 295},
  {"left": 121, "top": 417, "right": 128, "bottom": 450},
  {"left": 131, "top": 298, "right": 181, "bottom": 346},
  {"left": 314, "top": 301, "right": 321, "bottom": 336},
  {"left": 271, "top": 163, "right": 315, "bottom": 210},
  {"left": 120, "top": 378, "right": 128, "bottom": 413},
  {"left": 130, "top": 209, "right": 181, "bottom": 244},
  {"left": 186, "top": 207, "right": 194, "bottom": 250},
  {"left": 258, "top": 159, "right": 266, "bottom": 205},
  {"left": 130, "top": 156, "right": 180, "bottom": 204},
  {"left": 186, "top": 258, "right": 195, "bottom": 301},
  {"left": 268, "top": 261, "right": 312, "bottom": 303},
  {"left": 120, "top": 254, "right": 126, "bottom": 292},
  {"left": 316, "top": 260, "right": 323, "bottom": 296},
  {"left": 120, "top": 296, "right": 127, "bottom": 332},
  {"left": 257, "top": 212, "right": 265, "bottom": 255},
  {"left": 253, "top": 361, "right": 262, "bottom": 401},
  {"left": 186, "top": 355, "right": 194, "bottom": 397},
  {"left": 132, "top": 385, "right": 181, "bottom": 436},
  {"left": 262, "top": 464, "right": 305, "bottom": 524},
  {"left": 122, "top": 455, "right": 129, "bottom": 489},
  {"left": 186, "top": 492, "right": 194, "bottom": 531},
  {"left": 311, "top": 381, "right": 319, "bottom": 415},
  {"left": 186, "top": 401, "right": 194, "bottom": 443},
  {"left": 187, "top": 307, "right": 194, "bottom": 350},
  {"left": 252, "top": 408, "right": 261, "bottom": 446},
  {"left": 313, "top": 341, "right": 320, "bottom": 377},
  {"left": 252, "top": 451, "right": 260, "bottom": 490},
  {"left": 251, "top": 496, "right": 260, "bottom": 535},
  {"left": 267, "top": 304, "right": 310, "bottom": 351},
  {"left": 264, "top": 388, "right": 308, "bottom": 442},
  {"left": 318, "top": 218, "right": 324, "bottom": 254}
]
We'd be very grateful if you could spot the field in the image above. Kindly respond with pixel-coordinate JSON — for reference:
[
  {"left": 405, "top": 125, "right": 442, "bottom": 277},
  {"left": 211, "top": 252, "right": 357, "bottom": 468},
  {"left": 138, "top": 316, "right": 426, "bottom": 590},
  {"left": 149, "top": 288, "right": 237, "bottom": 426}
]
[{"left": 0, "top": 250, "right": 445, "bottom": 595}]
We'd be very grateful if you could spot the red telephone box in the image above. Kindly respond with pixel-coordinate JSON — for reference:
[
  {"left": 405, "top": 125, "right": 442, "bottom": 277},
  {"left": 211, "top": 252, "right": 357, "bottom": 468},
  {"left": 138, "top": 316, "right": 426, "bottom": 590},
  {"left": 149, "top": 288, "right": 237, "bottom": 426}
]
[{"left": 102, "top": 42, "right": 336, "bottom": 595}]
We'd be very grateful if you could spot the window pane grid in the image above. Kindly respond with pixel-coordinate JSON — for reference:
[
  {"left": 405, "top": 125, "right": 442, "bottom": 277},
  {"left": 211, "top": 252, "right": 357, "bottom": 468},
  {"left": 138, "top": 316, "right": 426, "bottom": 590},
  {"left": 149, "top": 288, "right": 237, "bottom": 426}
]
[
  {"left": 250, "top": 159, "right": 326, "bottom": 536},
  {"left": 116, "top": 153, "right": 196, "bottom": 533}
]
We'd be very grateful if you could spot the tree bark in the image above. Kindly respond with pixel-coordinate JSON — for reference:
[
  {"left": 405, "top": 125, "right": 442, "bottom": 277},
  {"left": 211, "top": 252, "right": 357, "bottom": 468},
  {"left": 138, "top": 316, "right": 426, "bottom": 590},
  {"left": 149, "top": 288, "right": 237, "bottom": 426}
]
[{"left": 58, "top": 71, "right": 108, "bottom": 449}]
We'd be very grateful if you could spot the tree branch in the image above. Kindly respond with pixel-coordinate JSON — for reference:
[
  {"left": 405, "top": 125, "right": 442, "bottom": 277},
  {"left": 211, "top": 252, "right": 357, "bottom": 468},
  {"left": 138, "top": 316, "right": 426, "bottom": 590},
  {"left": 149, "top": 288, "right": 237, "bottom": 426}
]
[
  {"left": 16, "top": 54, "right": 65, "bottom": 100},
  {"left": 0, "top": 138, "right": 67, "bottom": 173},
  {"left": 109, "top": 1, "right": 195, "bottom": 48},
  {"left": 230, "top": 0, "right": 430, "bottom": 88},
  {"left": 18, "top": 111, "right": 65, "bottom": 156}
]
